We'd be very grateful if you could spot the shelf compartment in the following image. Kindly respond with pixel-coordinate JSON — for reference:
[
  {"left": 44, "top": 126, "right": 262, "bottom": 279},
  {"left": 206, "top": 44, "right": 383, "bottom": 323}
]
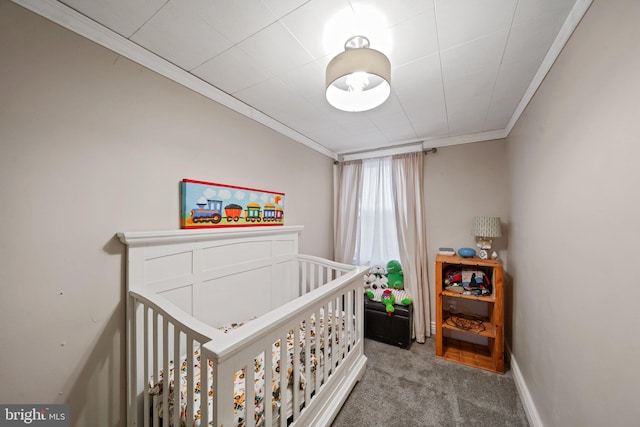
[
  {"left": 442, "top": 289, "right": 495, "bottom": 302},
  {"left": 442, "top": 311, "right": 495, "bottom": 338},
  {"left": 438, "top": 337, "right": 502, "bottom": 374}
]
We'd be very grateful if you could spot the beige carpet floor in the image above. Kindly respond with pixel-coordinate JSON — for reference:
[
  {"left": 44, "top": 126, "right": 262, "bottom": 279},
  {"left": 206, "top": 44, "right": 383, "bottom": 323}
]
[{"left": 331, "top": 338, "right": 529, "bottom": 427}]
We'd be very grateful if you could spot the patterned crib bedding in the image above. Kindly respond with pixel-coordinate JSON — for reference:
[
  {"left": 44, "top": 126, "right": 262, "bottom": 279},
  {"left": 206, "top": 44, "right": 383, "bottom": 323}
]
[{"left": 149, "top": 310, "right": 348, "bottom": 427}]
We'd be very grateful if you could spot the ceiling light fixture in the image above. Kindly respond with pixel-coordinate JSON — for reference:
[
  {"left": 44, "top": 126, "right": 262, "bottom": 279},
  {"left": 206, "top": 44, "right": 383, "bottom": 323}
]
[{"left": 325, "top": 36, "right": 391, "bottom": 112}]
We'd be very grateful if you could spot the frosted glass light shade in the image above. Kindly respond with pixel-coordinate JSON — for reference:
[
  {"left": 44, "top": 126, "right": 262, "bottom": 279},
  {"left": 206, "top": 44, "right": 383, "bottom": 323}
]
[
  {"left": 471, "top": 216, "right": 502, "bottom": 238},
  {"left": 326, "top": 45, "right": 391, "bottom": 112}
]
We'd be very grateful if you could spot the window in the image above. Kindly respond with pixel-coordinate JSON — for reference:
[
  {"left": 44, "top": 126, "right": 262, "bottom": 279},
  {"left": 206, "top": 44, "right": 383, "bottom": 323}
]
[{"left": 352, "top": 156, "right": 400, "bottom": 266}]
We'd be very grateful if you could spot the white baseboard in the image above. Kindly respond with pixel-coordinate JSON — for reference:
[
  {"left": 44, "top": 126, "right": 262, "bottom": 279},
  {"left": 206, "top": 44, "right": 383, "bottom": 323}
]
[{"left": 506, "top": 345, "right": 543, "bottom": 427}]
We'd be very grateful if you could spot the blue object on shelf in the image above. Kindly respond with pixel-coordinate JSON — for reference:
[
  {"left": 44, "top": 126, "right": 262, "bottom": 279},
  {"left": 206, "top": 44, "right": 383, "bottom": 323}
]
[{"left": 458, "top": 247, "right": 476, "bottom": 258}]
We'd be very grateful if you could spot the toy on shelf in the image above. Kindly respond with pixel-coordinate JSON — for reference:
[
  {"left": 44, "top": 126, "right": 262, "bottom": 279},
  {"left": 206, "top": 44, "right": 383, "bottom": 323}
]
[{"left": 443, "top": 265, "right": 493, "bottom": 296}]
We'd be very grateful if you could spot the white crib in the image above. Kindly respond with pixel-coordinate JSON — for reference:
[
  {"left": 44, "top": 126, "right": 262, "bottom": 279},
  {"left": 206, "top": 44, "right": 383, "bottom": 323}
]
[{"left": 118, "top": 226, "right": 368, "bottom": 427}]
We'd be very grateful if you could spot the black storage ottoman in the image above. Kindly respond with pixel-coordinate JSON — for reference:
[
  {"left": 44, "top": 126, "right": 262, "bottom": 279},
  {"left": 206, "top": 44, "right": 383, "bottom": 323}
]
[{"left": 364, "top": 297, "right": 413, "bottom": 349}]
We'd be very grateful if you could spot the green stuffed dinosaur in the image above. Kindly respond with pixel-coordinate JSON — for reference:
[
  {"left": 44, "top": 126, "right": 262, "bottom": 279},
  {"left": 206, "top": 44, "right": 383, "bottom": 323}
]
[{"left": 386, "top": 259, "right": 404, "bottom": 289}]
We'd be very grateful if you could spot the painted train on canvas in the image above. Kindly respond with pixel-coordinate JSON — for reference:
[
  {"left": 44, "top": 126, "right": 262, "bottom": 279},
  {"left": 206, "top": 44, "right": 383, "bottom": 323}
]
[{"left": 181, "top": 179, "right": 284, "bottom": 229}]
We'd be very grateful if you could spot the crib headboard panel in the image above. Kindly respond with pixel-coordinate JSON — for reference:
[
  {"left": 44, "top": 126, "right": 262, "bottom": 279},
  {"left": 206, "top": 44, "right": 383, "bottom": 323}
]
[{"left": 118, "top": 226, "right": 303, "bottom": 327}]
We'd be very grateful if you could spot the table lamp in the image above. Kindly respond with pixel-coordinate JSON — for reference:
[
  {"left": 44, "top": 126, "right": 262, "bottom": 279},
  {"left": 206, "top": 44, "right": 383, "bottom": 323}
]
[{"left": 471, "top": 216, "right": 502, "bottom": 260}]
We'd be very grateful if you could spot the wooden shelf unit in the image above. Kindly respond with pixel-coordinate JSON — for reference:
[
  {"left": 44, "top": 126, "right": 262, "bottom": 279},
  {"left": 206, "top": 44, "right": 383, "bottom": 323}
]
[{"left": 435, "top": 254, "right": 504, "bottom": 374}]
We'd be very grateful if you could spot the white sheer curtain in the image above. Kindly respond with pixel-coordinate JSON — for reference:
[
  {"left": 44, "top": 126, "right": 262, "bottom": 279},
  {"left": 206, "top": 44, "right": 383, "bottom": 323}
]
[
  {"left": 334, "top": 161, "right": 362, "bottom": 264},
  {"left": 353, "top": 156, "right": 400, "bottom": 266},
  {"left": 392, "top": 152, "right": 431, "bottom": 342}
]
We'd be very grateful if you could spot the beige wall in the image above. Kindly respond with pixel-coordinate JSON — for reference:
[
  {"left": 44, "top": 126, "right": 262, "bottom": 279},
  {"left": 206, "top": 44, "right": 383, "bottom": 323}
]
[
  {"left": 0, "top": 2, "right": 333, "bottom": 426},
  {"left": 506, "top": 0, "right": 640, "bottom": 425},
  {"left": 424, "top": 139, "right": 510, "bottom": 322}
]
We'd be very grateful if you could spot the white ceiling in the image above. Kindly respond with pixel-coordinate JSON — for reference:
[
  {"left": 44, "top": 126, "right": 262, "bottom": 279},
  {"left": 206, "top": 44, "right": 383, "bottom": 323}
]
[{"left": 16, "top": 0, "right": 591, "bottom": 159}]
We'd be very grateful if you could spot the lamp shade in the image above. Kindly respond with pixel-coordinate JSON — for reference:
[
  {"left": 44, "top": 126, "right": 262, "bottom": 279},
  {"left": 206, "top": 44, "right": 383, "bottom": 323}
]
[
  {"left": 471, "top": 216, "right": 502, "bottom": 238},
  {"left": 326, "top": 36, "right": 391, "bottom": 112}
]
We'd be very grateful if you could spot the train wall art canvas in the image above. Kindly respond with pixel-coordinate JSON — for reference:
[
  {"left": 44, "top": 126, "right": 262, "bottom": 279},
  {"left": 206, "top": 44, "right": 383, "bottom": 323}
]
[{"left": 181, "top": 179, "right": 285, "bottom": 229}]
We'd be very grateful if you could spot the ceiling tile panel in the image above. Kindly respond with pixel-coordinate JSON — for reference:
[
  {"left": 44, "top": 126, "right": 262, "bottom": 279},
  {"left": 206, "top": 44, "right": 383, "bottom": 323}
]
[
  {"left": 435, "top": 0, "right": 517, "bottom": 50},
  {"left": 281, "top": 0, "right": 363, "bottom": 58},
  {"left": 261, "top": 0, "right": 312, "bottom": 18},
  {"left": 445, "top": 69, "right": 496, "bottom": 135},
  {"left": 303, "top": 125, "right": 352, "bottom": 152},
  {"left": 502, "top": 13, "right": 570, "bottom": 67},
  {"left": 406, "top": 106, "right": 449, "bottom": 139},
  {"left": 192, "top": 47, "right": 274, "bottom": 95},
  {"left": 439, "top": 28, "right": 508, "bottom": 82},
  {"left": 130, "top": 0, "right": 232, "bottom": 71},
  {"left": 483, "top": 56, "right": 539, "bottom": 131},
  {"left": 512, "top": 0, "right": 577, "bottom": 26},
  {"left": 237, "top": 22, "right": 315, "bottom": 76},
  {"left": 199, "top": 0, "right": 278, "bottom": 44},
  {"left": 351, "top": 0, "right": 435, "bottom": 29},
  {"left": 60, "top": 0, "right": 167, "bottom": 38},
  {"left": 276, "top": 61, "right": 327, "bottom": 104},
  {"left": 442, "top": 32, "right": 506, "bottom": 135},
  {"left": 371, "top": 110, "right": 419, "bottom": 143},
  {"left": 378, "top": 8, "right": 439, "bottom": 68},
  {"left": 483, "top": 7, "right": 575, "bottom": 130},
  {"left": 335, "top": 127, "right": 391, "bottom": 153},
  {"left": 392, "top": 54, "right": 444, "bottom": 107},
  {"left": 392, "top": 54, "right": 449, "bottom": 138},
  {"left": 234, "top": 77, "right": 297, "bottom": 112}
]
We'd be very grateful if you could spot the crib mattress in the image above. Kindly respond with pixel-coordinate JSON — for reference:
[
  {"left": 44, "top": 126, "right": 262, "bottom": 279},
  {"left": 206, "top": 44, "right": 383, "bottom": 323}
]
[{"left": 149, "top": 310, "right": 348, "bottom": 427}]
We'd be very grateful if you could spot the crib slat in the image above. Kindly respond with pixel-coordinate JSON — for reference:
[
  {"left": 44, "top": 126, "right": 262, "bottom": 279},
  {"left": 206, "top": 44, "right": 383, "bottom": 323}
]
[
  {"left": 142, "top": 303, "right": 149, "bottom": 427},
  {"left": 338, "top": 294, "right": 347, "bottom": 363},
  {"left": 344, "top": 291, "right": 354, "bottom": 351},
  {"left": 186, "top": 339, "right": 194, "bottom": 425},
  {"left": 213, "top": 356, "right": 235, "bottom": 427},
  {"left": 338, "top": 295, "right": 345, "bottom": 363},
  {"left": 201, "top": 350, "right": 210, "bottom": 427},
  {"left": 292, "top": 323, "right": 301, "bottom": 422},
  {"left": 129, "top": 300, "right": 139, "bottom": 427},
  {"left": 314, "top": 310, "right": 321, "bottom": 389},
  {"left": 264, "top": 346, "right": 273, "bottom": 427},
  {"left": 279, "top": 333, "right": 287, "bottom": 427},
  {"left": 162, "top": 317, "right": 169, "bottom": 425},
  {"left": 308, "top": 263, "right": 315, "bottom": 290},
  {"left": 333, "top": 297, "right": 339, "bottom": 367},
  {"left": 333, "top": 297, "right": 339, "bottom": 368},
  {"left": 340, "top": 293, "right": 347, "bottom": 356},
  {"left": 323, "top": 303, "right": 330, "bottom": 382},
  {"left": 317, "top": 265, "right": 323, "bottom": 291},
  {"left": 152, "top": 312, "right": 159, "bottom": 427},
  {"left": 246, "top": 357, "right": 256, "bottom": 427},
  {"left": 300, "top": 262, "right": 307, "bottom": 295},
  {"left": 356, "top": 290, "right": 364, "bottom": 343},
  {"left": 173, "top": 326, "right": 180, "bottom": 427},
  {"left": 304, "top": 315, "right": 311, "bottom": 406}
]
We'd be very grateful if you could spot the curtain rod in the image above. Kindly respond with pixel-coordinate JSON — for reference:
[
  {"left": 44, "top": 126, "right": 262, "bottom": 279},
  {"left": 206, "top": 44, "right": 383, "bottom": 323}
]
[{"left": 337, "top": 143, "right": 437, "bottom": 163}]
